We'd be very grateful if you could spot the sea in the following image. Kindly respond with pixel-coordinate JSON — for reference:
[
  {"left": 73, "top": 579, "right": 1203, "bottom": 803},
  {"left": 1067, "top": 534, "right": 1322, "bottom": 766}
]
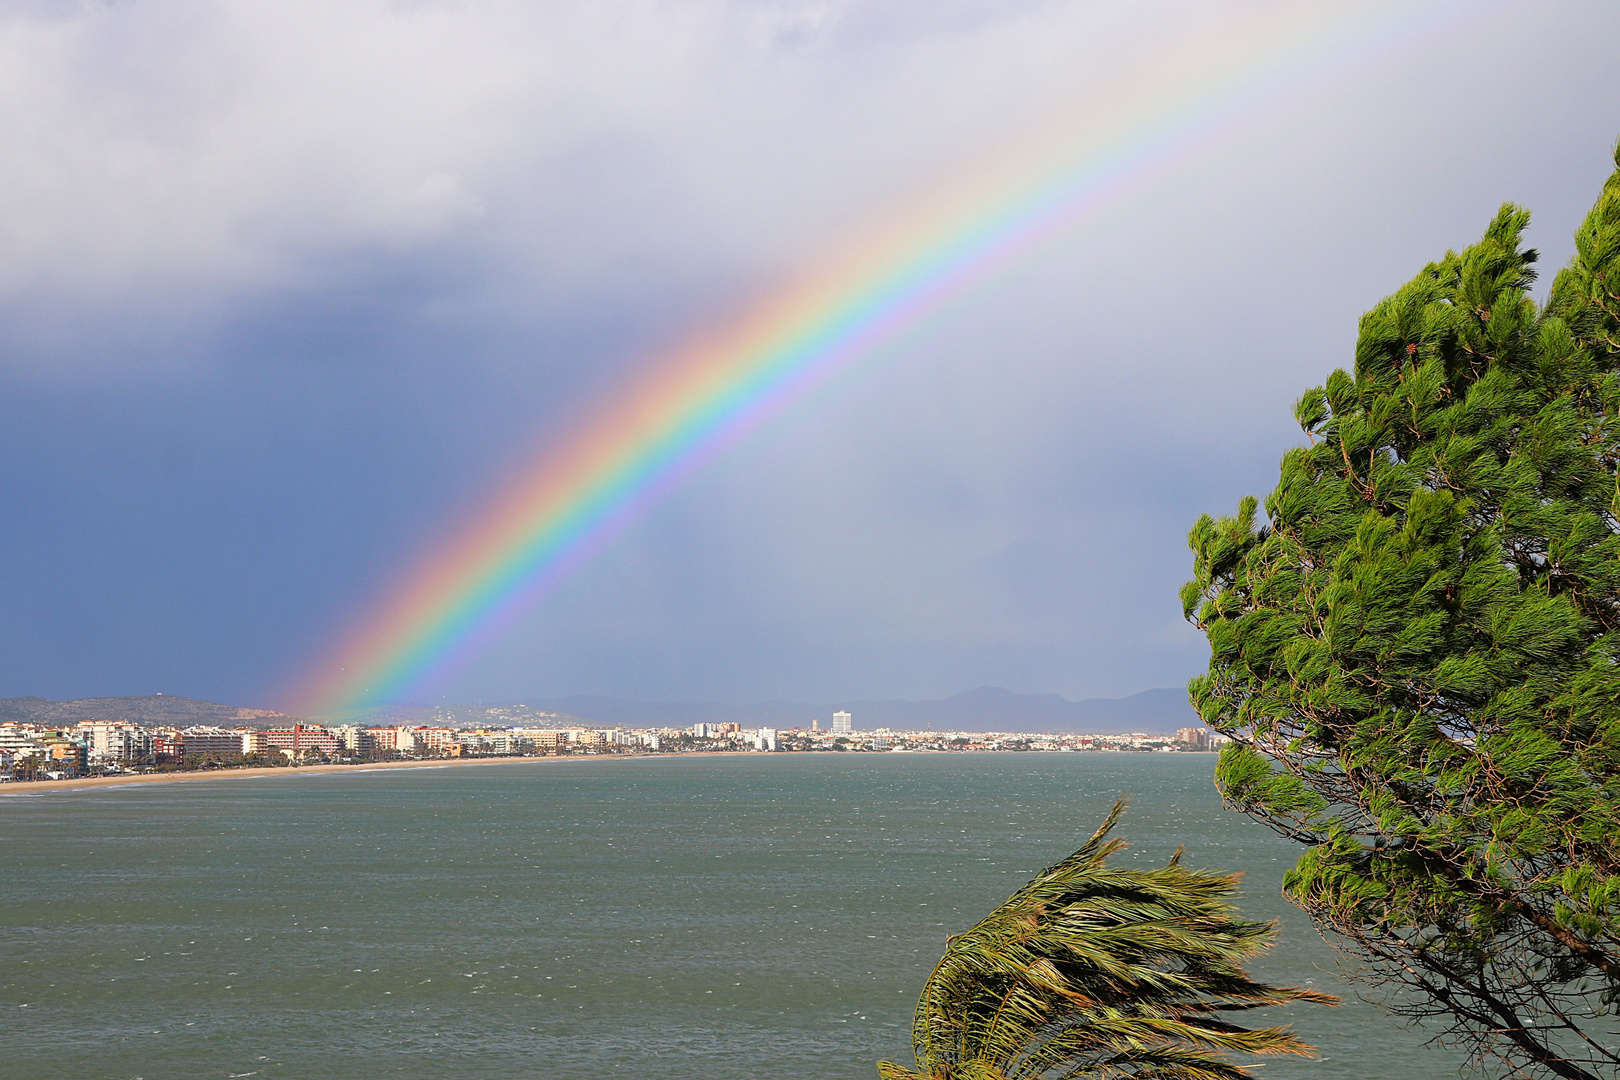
[{"left": 1, "top": 753, "right": 1470, "bottom": 1079}]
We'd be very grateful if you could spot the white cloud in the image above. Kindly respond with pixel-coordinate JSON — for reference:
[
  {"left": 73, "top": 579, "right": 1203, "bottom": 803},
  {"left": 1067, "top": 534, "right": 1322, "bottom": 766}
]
[{"left": 0, "top": 0, "right": 1276, "bottom": 360}]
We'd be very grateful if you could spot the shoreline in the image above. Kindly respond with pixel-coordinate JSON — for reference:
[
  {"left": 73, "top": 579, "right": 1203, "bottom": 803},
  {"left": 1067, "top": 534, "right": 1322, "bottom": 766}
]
[
  {"left": 0, "top": 746, "right": 1220, "bottom": 796},
  {"left": 0, "top": 754, "right": 565, "bottom": 794}
]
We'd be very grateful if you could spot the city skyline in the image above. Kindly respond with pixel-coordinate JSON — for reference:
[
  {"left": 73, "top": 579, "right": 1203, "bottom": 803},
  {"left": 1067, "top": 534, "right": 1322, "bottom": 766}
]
[{"left": 1, "top": 711, "right": 1223, "bottom": 787}]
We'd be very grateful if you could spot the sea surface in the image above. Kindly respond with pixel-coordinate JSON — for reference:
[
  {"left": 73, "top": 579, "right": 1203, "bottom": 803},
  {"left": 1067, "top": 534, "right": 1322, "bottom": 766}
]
[{"left": 1, "top": 753, "right": 1470, "bottom": 1079}]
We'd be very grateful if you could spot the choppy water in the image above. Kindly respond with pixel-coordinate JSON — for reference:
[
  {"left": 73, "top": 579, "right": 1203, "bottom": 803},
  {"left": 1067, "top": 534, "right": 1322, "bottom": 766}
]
[{"left": 1, "top": 753, "right": 1467, "bottom": 1079}]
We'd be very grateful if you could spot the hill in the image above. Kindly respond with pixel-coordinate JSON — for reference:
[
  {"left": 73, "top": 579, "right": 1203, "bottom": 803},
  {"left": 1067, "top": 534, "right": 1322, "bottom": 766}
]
[{"left": 0, "top": 695, "right": 289, "bottom": 728}]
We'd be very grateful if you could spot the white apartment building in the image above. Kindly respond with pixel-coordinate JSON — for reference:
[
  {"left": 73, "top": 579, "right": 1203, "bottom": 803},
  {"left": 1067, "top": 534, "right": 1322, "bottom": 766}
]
[
  {"left": 457, "top": 730, "right": 527, "bottom": 754},
  {"left": 832, "top": 710, "right": 853, "bottom": 735},
  {"left": 80, "top": 723, "right": 153, "bottom": 763},
  {"left": 332, "top": 725, "right": 367, "bottom": 751},
  {"left": 0, "top": 725, "right": 44, "bottom": 754},
  {"left": 752, "top": 727, "right": 778, "bottom": 752}
]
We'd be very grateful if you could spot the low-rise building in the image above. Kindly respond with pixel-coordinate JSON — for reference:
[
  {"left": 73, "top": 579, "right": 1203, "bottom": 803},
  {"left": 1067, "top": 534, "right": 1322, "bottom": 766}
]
[
  {"left": 153, "top": 729, "right": 185, "bottom": 761},
  {"left": 45, "top": 737, "right": 88, "bottom": 775}
]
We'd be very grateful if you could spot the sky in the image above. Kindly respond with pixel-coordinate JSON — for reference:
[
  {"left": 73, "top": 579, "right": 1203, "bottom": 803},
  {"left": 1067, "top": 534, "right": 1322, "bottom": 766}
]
[{"left": 2, "top": 0, "right": 1618, "bottom": 712}]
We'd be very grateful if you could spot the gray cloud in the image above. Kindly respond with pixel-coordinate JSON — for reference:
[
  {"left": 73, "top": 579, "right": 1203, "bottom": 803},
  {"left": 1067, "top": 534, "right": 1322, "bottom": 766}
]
[{"left": 0, "top": 1, "right": 1328, "bottom": 359}]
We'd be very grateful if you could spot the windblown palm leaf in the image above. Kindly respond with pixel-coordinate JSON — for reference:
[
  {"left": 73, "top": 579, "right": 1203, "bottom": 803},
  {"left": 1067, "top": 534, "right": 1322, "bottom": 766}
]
[{"left": 879, "top": 800, "right": 1334, "bottom": 1080}]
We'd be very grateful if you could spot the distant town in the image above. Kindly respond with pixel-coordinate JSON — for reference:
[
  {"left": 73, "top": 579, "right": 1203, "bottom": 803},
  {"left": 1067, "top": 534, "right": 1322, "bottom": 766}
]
[{"left": 0, "top": 707, "right": 1227, "bottom": 784}]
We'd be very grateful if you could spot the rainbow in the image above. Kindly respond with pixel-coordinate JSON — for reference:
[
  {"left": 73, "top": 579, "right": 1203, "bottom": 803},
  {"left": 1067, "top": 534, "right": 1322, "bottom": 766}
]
[{"left": 295, "top": 0, "right": 1460, "bottom": 717}]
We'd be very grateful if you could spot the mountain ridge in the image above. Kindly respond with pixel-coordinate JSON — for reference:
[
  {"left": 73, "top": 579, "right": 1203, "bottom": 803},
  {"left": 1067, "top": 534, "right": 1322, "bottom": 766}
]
[{"left": 0, "top": 695, "right": 288, "bottom": 727}]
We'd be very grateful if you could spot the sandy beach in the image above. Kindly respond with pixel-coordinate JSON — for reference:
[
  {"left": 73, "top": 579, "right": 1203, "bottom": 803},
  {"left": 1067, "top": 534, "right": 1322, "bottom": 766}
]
[{"left": 0, "top": 755, "right": 564, "bottom": 794}]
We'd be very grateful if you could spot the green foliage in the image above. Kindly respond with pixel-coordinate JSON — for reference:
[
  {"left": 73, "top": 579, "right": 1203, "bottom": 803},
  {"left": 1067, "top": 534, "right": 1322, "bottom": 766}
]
[
  {"left": 1184, "top": 142, "right": 1620, "bottom": 1079},
  {"left": 879, "top": 800, "right": 1331, "bottom": 1080}
]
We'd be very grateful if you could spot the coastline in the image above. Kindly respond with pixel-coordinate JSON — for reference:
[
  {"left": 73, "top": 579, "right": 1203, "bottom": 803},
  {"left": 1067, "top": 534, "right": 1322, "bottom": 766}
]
[
  {"left": 0, "top": 754, "right": 562, "bottom": 794},
  {"left": 0, "top": 746, "right": 1218, "bottom": 796}
]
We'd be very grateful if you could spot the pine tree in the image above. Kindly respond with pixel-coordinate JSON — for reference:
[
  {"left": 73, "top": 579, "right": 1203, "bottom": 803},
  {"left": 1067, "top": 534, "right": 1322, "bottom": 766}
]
[
  {"left": 879, "top": 800, "right": 1331, "bottom": 1080},
  {"left": 1183, "top": 143, "right": 1620, "bottom": 1079}
]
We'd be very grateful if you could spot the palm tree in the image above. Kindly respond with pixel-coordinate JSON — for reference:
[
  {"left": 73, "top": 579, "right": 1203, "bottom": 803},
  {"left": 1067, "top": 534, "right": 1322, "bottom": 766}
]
[{"left": 879, "top": 800, "right": 1334, "bottom": 1080}]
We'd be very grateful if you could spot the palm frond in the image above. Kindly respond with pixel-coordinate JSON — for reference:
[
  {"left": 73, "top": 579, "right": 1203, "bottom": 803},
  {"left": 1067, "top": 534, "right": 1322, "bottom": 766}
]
[{"left": 882, "top": 798, "right": 1334, "bottom": 1080}]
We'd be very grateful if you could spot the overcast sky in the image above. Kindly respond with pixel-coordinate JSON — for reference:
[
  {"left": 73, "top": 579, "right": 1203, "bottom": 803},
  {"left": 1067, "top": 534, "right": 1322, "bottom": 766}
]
[{"left": 2, "top": 0, "right": 1617, "bottom": 710}]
